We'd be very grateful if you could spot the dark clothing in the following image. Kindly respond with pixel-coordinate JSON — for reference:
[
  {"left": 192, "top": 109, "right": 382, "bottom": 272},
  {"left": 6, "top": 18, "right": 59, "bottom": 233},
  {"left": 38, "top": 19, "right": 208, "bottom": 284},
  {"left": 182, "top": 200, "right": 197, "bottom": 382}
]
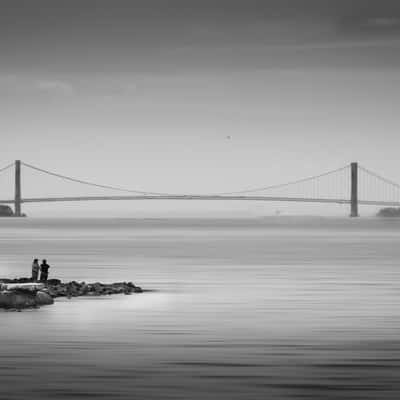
[{"left": 40, "top": 263, "right": 50, "bottom": 282}]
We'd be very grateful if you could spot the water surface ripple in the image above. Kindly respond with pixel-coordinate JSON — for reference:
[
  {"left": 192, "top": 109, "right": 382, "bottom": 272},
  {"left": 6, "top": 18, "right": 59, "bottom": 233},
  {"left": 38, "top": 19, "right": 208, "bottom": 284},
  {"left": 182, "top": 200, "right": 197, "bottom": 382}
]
[{"left": 1, "top": 217, "right": 400, "bottom": 399}]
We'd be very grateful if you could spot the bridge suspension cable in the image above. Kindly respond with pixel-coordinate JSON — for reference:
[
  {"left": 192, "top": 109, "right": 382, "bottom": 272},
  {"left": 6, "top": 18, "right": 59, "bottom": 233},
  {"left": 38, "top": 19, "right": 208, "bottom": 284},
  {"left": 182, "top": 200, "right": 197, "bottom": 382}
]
[
  {"left": 0, "top": 162, "right": 14, "bottom": 174},
  {"left": 20, "top": 161, "right": 352, "bottom": 199},
  {"left": 211, "top": 164, "right": 351, "bottom": 196},
  {"left": 21, "top": 162, "right": 178, "bottom": 196},
  {"left": 358, "top": 164, "right": 400, "bottom": 205},
  {"left": 359, "top": 165, "right": 400, "bottom": 190}
]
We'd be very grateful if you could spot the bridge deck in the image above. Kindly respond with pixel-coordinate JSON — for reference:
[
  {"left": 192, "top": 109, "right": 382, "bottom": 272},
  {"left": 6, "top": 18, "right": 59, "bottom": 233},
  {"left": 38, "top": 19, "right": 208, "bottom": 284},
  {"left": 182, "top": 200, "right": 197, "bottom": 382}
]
[
  {"left": 0, "top": 195, "right": 399, "bottom": 207},
  {"left": 0, "top": 195, "right": 350, "bottom": 204}
]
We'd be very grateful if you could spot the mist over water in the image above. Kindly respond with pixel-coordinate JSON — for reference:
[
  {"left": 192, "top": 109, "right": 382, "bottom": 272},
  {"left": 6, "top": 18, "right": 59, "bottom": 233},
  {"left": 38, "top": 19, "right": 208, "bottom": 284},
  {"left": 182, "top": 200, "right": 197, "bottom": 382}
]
[{"left": 1, "top": 217, "right": 400, "bottom": 399}]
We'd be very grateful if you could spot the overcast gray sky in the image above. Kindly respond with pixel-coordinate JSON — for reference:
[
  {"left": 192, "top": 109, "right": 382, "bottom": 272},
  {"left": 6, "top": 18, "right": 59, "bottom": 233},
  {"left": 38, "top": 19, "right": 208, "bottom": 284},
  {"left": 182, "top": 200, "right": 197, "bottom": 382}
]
[{"left": 1, "top": 0, "right": 400, "bottom": 216}]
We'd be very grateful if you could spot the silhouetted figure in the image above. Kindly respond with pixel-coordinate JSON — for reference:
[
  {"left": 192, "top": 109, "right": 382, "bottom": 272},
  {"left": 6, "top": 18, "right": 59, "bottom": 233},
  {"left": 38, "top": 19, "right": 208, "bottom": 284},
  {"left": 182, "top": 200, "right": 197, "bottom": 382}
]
[
  {"left": 40, "top": 259, "right": 50, "bottom": 282},
  {"left": 31, "top": 259, "right": 40, "bottom": 281}
]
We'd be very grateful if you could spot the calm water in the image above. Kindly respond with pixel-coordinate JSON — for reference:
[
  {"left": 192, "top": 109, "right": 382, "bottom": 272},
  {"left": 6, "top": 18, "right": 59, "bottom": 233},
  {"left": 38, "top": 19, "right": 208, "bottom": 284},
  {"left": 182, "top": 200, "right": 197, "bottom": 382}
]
[{"left": 1, "top": 217, "right": 400, "bottom": 399}]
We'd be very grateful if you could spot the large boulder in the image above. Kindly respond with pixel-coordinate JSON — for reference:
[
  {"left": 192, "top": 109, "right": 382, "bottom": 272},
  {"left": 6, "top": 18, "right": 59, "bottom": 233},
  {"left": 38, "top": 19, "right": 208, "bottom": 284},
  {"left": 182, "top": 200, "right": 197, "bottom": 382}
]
[
  {"left": 0, "top": 290, "right": 37, "bottom": 309},
  {"left": 0, "top": 284, "right": 54, "bottom": 310},
  {"left": 35, "top": 291, "right": 54, "bottom": 306},
  {"left": 47, "top": 279, "right": 61, "bottom": 285}
]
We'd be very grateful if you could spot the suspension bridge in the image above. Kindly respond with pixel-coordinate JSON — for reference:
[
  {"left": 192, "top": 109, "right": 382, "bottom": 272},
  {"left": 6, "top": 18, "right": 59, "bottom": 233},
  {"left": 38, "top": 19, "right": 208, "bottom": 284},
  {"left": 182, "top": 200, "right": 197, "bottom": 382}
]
[{"left": 1, "top": 160, "right": 400, "bottom": 217}]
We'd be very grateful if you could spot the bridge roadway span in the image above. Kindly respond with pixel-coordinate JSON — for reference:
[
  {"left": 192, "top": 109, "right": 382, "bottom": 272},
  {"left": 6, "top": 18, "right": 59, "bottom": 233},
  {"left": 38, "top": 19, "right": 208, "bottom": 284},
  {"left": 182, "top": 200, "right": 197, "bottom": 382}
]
[{"left": 0, "top": 195, "right": 399, "bottom": 207}]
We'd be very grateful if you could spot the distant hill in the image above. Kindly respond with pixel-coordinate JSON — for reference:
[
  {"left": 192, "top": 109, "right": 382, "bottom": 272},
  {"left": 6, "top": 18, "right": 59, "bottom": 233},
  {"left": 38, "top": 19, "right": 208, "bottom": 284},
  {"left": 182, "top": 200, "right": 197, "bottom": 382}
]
[
  {"left": 377, "top": 207, "right": 400, "bottom": 218},
  {"left": 0, "top": 205, "right": 14, "bottom": 217}
]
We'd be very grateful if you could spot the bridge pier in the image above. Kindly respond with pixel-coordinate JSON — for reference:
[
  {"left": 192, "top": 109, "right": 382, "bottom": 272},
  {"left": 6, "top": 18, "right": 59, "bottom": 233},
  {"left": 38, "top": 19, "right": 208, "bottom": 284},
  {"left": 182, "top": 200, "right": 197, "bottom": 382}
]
[
  {"left": 350, "top": 162, "right": 359, "bottom": 217},
  {"left": 14, "top": 160, "right": 22, "bottom": 217}
]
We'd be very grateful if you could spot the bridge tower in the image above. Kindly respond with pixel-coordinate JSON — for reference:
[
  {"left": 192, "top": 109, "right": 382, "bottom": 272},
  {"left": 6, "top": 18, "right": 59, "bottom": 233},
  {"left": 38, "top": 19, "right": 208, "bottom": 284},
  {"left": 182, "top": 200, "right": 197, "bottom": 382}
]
[
  {"left": 14, "top": 160, "right": 22, "bottom": 217},
  {"left": 350, "top": 162, "right": 358, "bottom": 217}
]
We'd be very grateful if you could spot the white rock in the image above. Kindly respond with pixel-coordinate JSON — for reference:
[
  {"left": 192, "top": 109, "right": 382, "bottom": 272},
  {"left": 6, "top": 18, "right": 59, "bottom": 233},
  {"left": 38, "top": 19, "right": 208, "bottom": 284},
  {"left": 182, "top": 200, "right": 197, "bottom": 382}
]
[{"left": 2, "top": 283, "right": 45, "bottom": 292}]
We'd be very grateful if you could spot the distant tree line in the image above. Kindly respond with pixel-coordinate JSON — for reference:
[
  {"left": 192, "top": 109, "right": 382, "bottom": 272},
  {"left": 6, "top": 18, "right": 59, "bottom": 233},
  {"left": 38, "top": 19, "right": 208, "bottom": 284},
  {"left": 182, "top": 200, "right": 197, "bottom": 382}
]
[
  {"left": 0, "top": 205, "right": 14, "bottom": 217},
  {"left": 377, "top": 208, "right": 400, "bottom": 217}
]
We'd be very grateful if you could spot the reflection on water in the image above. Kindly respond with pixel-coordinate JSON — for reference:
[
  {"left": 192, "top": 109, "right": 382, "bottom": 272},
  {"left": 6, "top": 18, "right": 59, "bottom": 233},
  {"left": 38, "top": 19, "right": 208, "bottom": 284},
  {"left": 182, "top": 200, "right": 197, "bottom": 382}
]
[{"left": 1, "top": 217, "right": 400, "bottom": 399}]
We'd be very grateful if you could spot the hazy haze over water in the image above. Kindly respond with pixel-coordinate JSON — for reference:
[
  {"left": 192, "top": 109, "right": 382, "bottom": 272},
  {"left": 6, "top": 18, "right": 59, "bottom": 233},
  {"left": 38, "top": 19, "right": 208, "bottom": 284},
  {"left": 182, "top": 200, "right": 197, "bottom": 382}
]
[{"left": 1, "top": 217, "right": 400, "bottom": 399}]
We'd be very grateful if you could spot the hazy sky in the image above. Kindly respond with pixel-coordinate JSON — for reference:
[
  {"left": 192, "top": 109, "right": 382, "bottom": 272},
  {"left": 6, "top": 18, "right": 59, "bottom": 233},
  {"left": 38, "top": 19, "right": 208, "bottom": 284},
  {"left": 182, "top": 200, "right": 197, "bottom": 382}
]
[{"left": 1, "top": 0, "right": 400, "bottom": 216}]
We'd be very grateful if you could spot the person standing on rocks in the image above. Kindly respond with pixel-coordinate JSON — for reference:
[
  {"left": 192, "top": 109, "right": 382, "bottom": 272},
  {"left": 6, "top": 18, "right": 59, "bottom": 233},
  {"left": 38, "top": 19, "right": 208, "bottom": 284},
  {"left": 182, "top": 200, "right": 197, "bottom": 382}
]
[
  {"left": 31, "top": 259, "right": 40, "bottom": 281},
  {"left": 40, "top": 259, "right": 50, "bottom": 282}
]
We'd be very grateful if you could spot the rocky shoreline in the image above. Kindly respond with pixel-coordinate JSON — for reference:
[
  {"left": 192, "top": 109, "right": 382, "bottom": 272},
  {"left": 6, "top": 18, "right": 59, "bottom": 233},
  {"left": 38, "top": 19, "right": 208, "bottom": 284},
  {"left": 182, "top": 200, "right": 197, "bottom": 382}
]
[{"left": 0, "top": 278, "right": 143, "bottom": 311}]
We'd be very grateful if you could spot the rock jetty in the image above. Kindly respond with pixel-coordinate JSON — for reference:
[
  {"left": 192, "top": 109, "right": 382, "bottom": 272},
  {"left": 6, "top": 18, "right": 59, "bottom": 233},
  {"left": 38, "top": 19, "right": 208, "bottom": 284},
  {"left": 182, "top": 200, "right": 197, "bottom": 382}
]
[
  {"left": 0, "top": 278, "right": 143, "bottom": 311},
  {"left": 45, "top": 279, "right": 143, "bottom": 298}
]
